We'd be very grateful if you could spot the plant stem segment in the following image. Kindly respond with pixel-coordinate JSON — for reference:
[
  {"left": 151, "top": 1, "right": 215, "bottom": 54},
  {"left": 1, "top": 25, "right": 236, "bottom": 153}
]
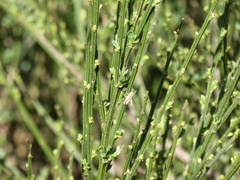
[{"left": 83, "top": 0, "right": 99, "bottom": 179}]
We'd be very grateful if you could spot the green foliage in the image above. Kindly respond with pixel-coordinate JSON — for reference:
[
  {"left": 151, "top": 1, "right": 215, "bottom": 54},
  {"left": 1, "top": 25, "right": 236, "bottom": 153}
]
[{"left": 0, "top": 0, "right": 239, "bottom": 180}]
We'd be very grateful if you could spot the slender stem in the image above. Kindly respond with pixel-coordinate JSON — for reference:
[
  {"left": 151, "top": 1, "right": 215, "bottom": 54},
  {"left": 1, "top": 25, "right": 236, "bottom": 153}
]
[
  {"left": 162, "top": 100, "right": 188, "bottom": 179},
  {"left": 126, "top": 1, "right": 220, "bottom": 178},
  {"left": 189, "top": 117, "right": 240, "bottom": 180},
  {"left": 224, "top": 152, "right": 240, "bottom": 180},
  {"left": 187, "top": 1, "right": 233, "bottom": 173},
  {"left": 190, "top": 57, "right": 240, "bottom": 174},
  {"left": 83, "top": 0, "right": 99, "bottom": 179},
  {"left": 110, "top": 9, "right": 154, "bottom": 148},
  {"left": 121, "top": 91, "right": 149, "bottom": 179},
  {"left": 96, "top": 65, "right": 105, "bottom": 124},
  {"left": 140, "top": 18, "right": 183, "bottom": 149},
  {"left": 157, "top": 0, "right": 219, "bottom": 132},
  {"left": 27, "top": 141, "right": 33, "bottom": 180}
]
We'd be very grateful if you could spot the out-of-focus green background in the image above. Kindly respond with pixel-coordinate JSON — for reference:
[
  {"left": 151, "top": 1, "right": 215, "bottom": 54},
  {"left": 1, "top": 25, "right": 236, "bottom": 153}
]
[{"left": 0, "top": 0, "right": 239, "bottom": 179}]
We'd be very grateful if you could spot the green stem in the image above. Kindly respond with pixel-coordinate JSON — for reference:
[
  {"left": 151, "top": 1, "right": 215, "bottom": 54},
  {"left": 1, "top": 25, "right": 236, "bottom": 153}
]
[
  {"left": 157, "top": 0, "right": 219, "bottom": 133},
  {"left": 224, "top": 152, "right": 240, "bottom": 180},
  {"left": 140, "top": 18, "right": 183, "bottom": 149},
  {"left": 189, "top": 117, "right": 240, "bottom": 180},
  {"left": 162, "top": 100, "right": 188, "bottom": 179},
  {"left": 126, "top": 0, "right": 220, "bottom": 178},
  {"left": 27, "top": 141, "right": 33, "bottom": 180},
  {"left": 121, "top": 91, "right": 149, "bottom": 179},
  {"left": 83, "top": 0, "right": 99, "bottom": 179},
  {"left": 190, "top": 57, "right": 240, "bottom": 174},
  {"left": 110, "top": 9, "right": 154, "bottom": 148}
]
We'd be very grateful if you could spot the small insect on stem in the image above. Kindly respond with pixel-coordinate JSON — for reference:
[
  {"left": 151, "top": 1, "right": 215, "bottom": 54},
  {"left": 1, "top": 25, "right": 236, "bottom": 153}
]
[{"left": 124, "top": 91, "right": 136, "bottom": 105}]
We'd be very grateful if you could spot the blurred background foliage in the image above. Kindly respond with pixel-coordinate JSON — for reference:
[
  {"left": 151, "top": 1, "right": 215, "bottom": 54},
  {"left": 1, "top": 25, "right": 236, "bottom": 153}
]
[{"left": 0, "top": 0, "right": 239, "bottom": 179}]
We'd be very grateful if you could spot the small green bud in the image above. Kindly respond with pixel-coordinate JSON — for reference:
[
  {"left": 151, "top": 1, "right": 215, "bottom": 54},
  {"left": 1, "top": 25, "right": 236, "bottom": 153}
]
[
  {"left": 88, "top": 116, "right": 93, "bottom": 124},
  {"left": 94, "top": 59, "right": 100, "bottom": 68},
  {"left": 208, "top": 154, "right": 214, "bottom": 160},
  {"left": 77, "top": 134, "right": 83, "bottom": 143},
  {"left": 84, "top": 81, "right": 91, "bottom": 89},
  {"left": 219, "top": 175, "right": 225, "bottom": 180},
  {"left": 220, "top": 29, "right": 227, "bottom": 39},
  {"left": 138, "top": 154, "right": 144, "bottom": 161},
  {"left": 91, "top": 150, "right": 97, "bottom": 158},
  {"left": 114, "top": 129, "right": 125, "bottom": 139},
  {"left": 172, "top": 125, "right": 177, "bottom": 133},
  {"left": 197, "top": 158, "right": 202, "bottom": 164},
  {"left": 92, "top": 25, "right": 97, "bottom": 32}
]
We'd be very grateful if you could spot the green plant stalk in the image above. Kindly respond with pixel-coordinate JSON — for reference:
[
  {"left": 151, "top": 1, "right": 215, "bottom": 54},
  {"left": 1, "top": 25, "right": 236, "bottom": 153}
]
[
  {"left": 160, "top": 3, "right": 175, "bottom": 41},
  {"left": 220, "top": 0, "right": 233, "bottom": 75},
  {"left": 219, "top": 96, "right": 240, "bottom": 127},
  {"left": 162, "top": 100, "right": 188, "bottom": 180},
  {"left": 102, "top": 1, "right": 158, "bottom": 153},
  {"left": 95, "top": 65, "right": 105, "bottom": 124},
  {"left": 107, "top": 0, "right": 133, "bottom": 105},
  {"left": 141, "top": 18, "right": 183, "bottom": 148},
  {"left": 100, "top": 0, "right": 128, "bottom": 150},
  {"left": 145, "top": 150, "right": 155, "bottom": 180},
  {"left": 187, "top": 80, "right": 240, "bottom": 178},
  {"left": 109, "top": 9, "right": 154, "bottom": 148},
  {"left": 98, "top": 1, "right": 155, "bottom": 178},
  {"left": 157, "top": 0, "right": 219, "bottom": 136},
  {"left": 188, "top": 1, "right": 233, "bottom": 169},
  {"left": 217, "top": 58, "right": 240, "bottom": 119},
  {"left": 97, "top": 86, "right": 121, "bottom": 180},
  {"left": 124, "top": 130, "right": 153, "bottom": 180},
  {"left": 109, "top": 0, "right": 155, "bottom": 104},
  {"left": 68, "top": 152, "right": 74, "bottom": 180},
  {"left": 189, "top": 107, "right": 240, "bottom": 179},
  {"left": 100, "top": 87, "right": 120, "bottom": 145},
  {"left": 27, "top": 141, "right": 33, "bottom": 180},
  {"left": 116, "top": 0, "right": 128, "bottom": 70},
  {"left": 195, "top": 57, "right": 240, "bottom": 159},
  {"left": 200, "top": 43, "right": 222, "bottom": 128},
  {"left": 189, "top": 40, "right": 223, "bottom": 172},
  {"left": 189, "top": 118, "right": 240, "bottom": 180},
  {"left": 121, "top": 91, "right": 149, "bottom": 179},
  {"left": 197, "top": 135, "right": 238, "bottom": 180},
  {"left": 111, "top": 0, "right": 128, "bottom": 81},
  {"left": 83, "top": 0, "right": 99, "bottom": 178},
  {"left": 108, "top": 26, "right": 154, "bottom": 176},
  {"left": 224, "top": 152, "right": 240, "bottom": 180},
  {"left": 130, "top": 0, "right": 145, "bottom": 33},
  {"left": 130, "top": 91, "right": 150, "bottom": 157},
  {"left": 144, "top": 40, "right": 180, "bottom": 179},
  {"left": 135, "top": 0, "right": 155, "bottom": 37},
  {"left": 53, "top": 122, "right": 64, "bottom": 180},
  {"left": 126, "top": 0, "right": 220, "bottom": 178},
  {"left": 123, "top": 0, "right": 156, "bottom": 67},
  {"left": 123, "top": 1, "right": 161, "bottom": 68},
  {"left": 142, "top": 18, "right": 183, "bottom": 179}
]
